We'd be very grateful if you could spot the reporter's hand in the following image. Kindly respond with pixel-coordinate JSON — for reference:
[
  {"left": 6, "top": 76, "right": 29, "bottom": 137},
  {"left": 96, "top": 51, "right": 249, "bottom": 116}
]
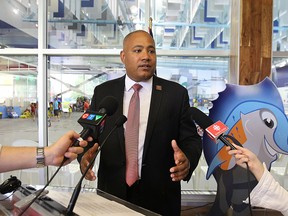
[
  {"left": 169, "top": 140, "right": 190, "bottom": 181},
  {"left": 80, "top": 143, "right": 99, "bottom": 181},
  {"left": 45, "top": 130, "right": 91, "bottom": 166},
  {"left": 227, "top": 144, "right": 264, "bottom": 181}
]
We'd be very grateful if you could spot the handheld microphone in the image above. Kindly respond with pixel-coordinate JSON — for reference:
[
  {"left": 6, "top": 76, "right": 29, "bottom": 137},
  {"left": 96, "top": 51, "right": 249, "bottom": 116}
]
[
  {"left": 71, "top": 96, "right": 119, "bottom": 147},
  {"left": 190, "top": 107, "right": 237, "bottom": 150},
  {"left": 65, "top": 115, "right": 127, "bottom": 216}
]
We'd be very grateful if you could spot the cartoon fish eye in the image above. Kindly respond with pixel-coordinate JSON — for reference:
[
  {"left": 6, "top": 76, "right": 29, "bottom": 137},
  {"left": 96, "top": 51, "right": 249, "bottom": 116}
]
[{"left": 260, "top": 110, "right": 277, "bottom": 129}]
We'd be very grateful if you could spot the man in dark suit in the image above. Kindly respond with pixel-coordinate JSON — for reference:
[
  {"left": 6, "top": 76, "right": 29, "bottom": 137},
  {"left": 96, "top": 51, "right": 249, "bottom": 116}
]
[{"left": 78, "top": 30, "right": 202, "bottom": 216}]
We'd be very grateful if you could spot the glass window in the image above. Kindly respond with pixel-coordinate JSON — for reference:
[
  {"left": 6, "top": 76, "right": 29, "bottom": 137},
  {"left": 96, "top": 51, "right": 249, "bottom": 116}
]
[
  {"left": 151, "top": 0, "right": 230, "bottom": 50},
  {"left": 45, "top": 55, "right": 228, "bottom": 188},
  {"left": 273, "top": 0, "right": 288, "bottom": 52},
  {"left": 271, "top": 1, "right": 288, "bottom": 191},
  {"left": 0, "top": 1, "right": 38, "bottom": 49},
  {"left": 6, "top": 0, "right": 288, "bottom": 194},
  {"left": 0, "top": 55, "right": 38, "bottom": 184},
  {"left": 1, "top": 0, "right": 232, "bottom": 51},
  {"left": 47, "top": 0, "right": 146, "bottom": 49},
  {"left": 1, "top": 0, "right": 288, "bottom": 199},
  {"left": 46, "top": 55, "right": 228, "bottom": 112},
  {"left": 0, "top": 0, "right": 233, "bottom": 50}
]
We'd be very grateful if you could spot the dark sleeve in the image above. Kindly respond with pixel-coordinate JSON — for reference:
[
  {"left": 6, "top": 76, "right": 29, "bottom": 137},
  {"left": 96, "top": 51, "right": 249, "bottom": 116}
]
[{"left": 179, "top": 91, "right": 202, "bottom": 182}]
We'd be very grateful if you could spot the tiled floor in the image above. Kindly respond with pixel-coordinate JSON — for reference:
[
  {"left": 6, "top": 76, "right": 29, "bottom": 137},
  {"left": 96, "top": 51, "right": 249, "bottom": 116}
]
[
  {"left": 0, "top": 112, "right": 83, "bottom": 146},
  {"left": 0, "top": 112, "right": 95, "bottom": 187}
]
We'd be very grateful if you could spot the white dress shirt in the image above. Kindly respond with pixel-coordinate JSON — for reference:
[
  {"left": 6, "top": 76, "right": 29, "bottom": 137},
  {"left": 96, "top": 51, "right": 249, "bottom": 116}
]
[{"left": 123, "top": 76, "right": 152, "bottom": 178}]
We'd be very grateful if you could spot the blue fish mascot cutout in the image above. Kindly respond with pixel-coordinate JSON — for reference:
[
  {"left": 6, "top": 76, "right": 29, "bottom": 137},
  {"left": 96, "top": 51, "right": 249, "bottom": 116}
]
[{"left": 202, "top": 77, "right": 288, "bottom": 215}]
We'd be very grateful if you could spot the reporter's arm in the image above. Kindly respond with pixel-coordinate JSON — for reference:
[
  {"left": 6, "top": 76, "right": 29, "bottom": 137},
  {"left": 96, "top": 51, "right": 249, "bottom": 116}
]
[
  {"left": 45, "top": 130, "right": 89, "bottom": 166},
  {"left": 0, "top": 130, "right": 89, "bottom": 173},
  {"left": 248, "top": 164, "right": 288, "bottom": 215},
  {"left": 228, "top": 145, "right": 288, "bottom": 214},
  {"left": 0, "top": 145, "right": 38, "bottom": 172}
]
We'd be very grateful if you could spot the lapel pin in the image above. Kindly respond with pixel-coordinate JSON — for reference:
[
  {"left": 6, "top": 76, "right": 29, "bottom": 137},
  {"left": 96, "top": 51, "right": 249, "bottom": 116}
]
[{"left": 156, "top": 85, "right": 162, "bottom": 91}]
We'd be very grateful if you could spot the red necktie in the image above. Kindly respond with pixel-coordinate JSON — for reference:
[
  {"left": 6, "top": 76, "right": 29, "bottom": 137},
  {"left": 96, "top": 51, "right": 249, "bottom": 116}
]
[{"left": 125, "top": 84, "right": 142, "bottom": 186}]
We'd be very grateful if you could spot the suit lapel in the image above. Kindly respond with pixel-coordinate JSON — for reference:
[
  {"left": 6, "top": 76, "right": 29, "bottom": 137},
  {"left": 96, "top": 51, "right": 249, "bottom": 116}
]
[
  {"left": 142, "top": 76, "right": 163, "bottom": 160},
  {"left": 115, "top": 77, "right": 126, "bottom": 156}
]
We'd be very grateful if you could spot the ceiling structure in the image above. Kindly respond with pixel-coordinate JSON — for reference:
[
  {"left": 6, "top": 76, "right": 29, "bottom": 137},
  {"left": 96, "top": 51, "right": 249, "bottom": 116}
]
[
  {"left": 0, "top": 0, "right": 287, "bottom": 79},
  {"left": 0, "top": 0, "right": 231, "bottom": 50}
]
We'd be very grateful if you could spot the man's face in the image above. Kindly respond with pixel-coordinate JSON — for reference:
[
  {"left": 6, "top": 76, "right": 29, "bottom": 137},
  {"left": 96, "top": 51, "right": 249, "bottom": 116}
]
[{"left": 120, "top": 31, "right": 156, "bottom": 82}]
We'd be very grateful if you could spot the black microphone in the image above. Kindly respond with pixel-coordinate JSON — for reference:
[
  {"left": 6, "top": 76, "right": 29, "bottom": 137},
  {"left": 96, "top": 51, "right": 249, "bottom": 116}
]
[
  {"left": 190, "top": 107, "right": 237, "bottom": 150},
  {"left": 71, "top": 96, "right": 119, "bottom": 147},
  {"left": 65, "top": 115, "right": 127, "bottom": 216}
]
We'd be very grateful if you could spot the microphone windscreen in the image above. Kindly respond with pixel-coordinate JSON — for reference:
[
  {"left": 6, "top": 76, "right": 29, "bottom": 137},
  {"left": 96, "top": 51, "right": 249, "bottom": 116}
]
[
  {"left": 190, "top": 107, "right": 214, "bottom": 129},
  {"left": 99, "top": 96, "right": 118, "bottom": 116}
]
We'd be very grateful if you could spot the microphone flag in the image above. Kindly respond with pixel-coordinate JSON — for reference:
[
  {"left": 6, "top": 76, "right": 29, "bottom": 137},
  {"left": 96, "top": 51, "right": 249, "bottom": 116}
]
[{"left": 205, "top": 120, "right": 229, "bottom": 143}]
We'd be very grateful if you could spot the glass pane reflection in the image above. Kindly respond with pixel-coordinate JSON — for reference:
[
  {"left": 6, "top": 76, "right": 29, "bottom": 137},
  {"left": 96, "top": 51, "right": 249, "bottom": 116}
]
[
  {"left": 47, "top": 55, "right": 228, "bottom": 114},
  {"left": 47, "top": 0, "right": 146, "bottom": 49},
  {"left": 0, "top": 0, "right": 287, "bottom": 52}
]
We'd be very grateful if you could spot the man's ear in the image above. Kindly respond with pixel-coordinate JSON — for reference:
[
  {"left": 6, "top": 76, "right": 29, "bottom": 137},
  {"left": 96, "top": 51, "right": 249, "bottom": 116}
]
[{"left": 120, "top": 50, "right": 125, "bottom": 63}]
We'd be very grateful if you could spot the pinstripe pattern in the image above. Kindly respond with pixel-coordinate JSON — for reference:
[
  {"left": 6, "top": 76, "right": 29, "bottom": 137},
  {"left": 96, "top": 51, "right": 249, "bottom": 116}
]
[{"left": 125, "top": 84, "right": 142, "bottom": 186}]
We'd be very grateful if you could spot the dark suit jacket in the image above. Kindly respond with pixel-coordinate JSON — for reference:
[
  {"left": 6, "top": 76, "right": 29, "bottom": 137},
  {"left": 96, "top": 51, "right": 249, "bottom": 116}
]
[{"left": 81, "top": 75, "right": 202, "bottom": 216}]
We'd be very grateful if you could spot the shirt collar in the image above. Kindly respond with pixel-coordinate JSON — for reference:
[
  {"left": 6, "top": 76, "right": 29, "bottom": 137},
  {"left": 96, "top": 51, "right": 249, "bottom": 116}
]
[{"left": 125, "top": 75, "right": 153, "bottom": 92}]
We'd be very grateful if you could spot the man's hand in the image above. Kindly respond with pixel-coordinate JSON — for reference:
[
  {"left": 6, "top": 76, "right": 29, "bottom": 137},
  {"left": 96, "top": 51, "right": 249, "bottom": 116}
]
[
  {"left": 80, "top": 143, "right": 99, "bottom": 181},
  {"left": 169, "top": 140, "right": 190, "bottom": 181}
]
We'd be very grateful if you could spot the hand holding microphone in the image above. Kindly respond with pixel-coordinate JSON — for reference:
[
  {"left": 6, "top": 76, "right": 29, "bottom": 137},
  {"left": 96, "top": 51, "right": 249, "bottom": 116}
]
[
  {"left": 66, "top": 96, "right": 119, "bottom": 178},
  {"left": 66, "top": 115, "right": 127, "bottom": 216},
  {"left": 227, "top": 144, "right": 265, "bottom": 181},
  {"left": 18, "top": 96, "right": 119, "bottom": 216},
  {"left": 79, "top": 115, "right": 128, "bottom": 181}
]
